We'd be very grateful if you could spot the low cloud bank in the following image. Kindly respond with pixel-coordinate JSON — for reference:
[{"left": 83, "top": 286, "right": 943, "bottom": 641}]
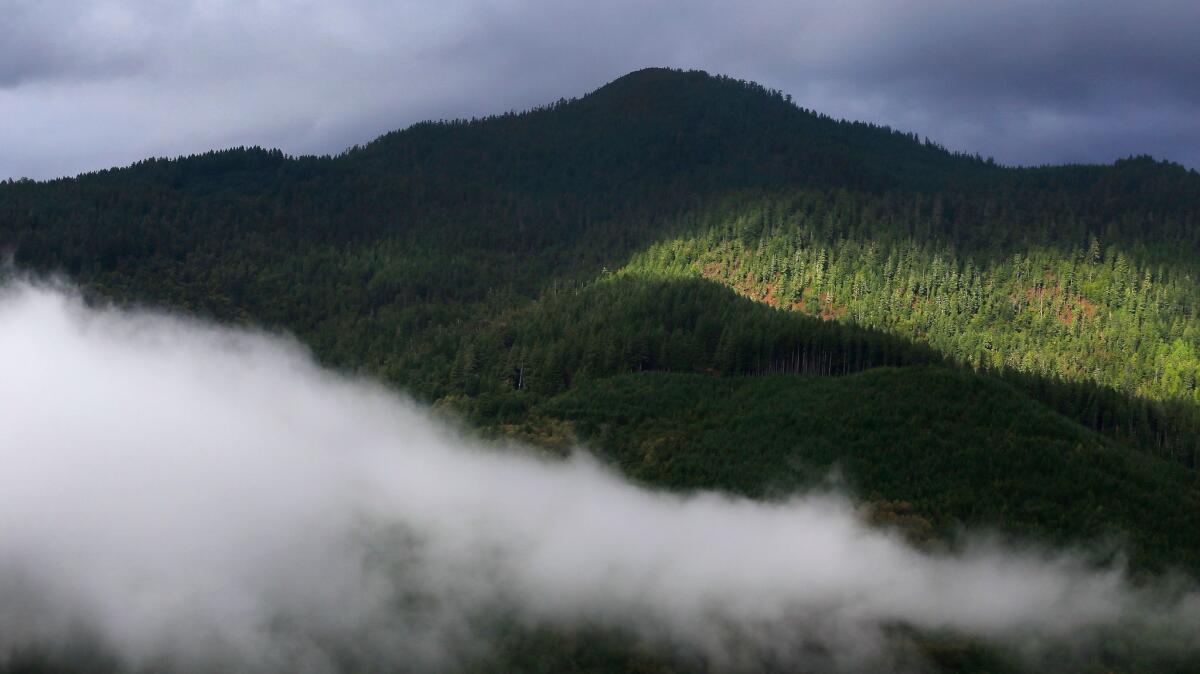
[{"left": 0, "top": 280, "right": 1197, "bottom": 672}]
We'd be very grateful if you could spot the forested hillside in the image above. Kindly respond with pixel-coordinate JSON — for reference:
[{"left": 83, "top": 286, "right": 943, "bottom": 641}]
[
  {"left": 621, "top": 186, "right": 1200, "bottom": 465},
  {"left": 3, "top": 67, "right": 1200, "bottom": 673}
]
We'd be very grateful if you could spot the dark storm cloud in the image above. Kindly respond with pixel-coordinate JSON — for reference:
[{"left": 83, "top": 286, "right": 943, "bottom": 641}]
[
  {"left": 783, "top": 0, "right": 1200, "bottom": 167},
  {"left": 0, "top": 2, "right": 148, "bottom": 87},
  {"left": 1, "top": 0, "right": 1197, "bottom": 179}
]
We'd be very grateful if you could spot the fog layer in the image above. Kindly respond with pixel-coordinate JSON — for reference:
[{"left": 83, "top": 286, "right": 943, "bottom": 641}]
[{"left": 0, "top": 280, "right": 1196, "bottom": 672}]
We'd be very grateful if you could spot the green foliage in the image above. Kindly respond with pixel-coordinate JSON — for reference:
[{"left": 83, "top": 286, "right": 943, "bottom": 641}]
[
  {"left": 536, "top": 368, "right": 1200, "bottom": 575},
  {"left": 623, "top": 189, "right": 1200, "bottom": 465},
  {"left": 433, "top": 274, "right": 943, "bottom": 403}
]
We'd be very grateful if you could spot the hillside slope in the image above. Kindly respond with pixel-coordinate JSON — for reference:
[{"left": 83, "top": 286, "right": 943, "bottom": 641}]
[
  {"left": 534, "top": 368, "right": 1200, "bottom": 574},
  {"left": 2, "top": 66, "right": 1200, "bottom": 674},
  {"left": 0, "top": 64, "right": 1196, "bottom": 473}
]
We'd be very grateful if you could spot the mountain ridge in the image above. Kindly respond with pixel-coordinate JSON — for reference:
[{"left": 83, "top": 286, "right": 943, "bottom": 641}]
[
  {"left": 1, "top": 68, "right": 1198, "bottom": 460},
  {"left": 3, "top": 66, "right": 1200, "bottom": 674},
  {"left": 13, "top": 67, "right": 1194, "bottom": 192}
]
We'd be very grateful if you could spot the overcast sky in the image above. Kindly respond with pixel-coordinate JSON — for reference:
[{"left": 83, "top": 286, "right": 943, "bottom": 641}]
[{"left": 2, "top": 0, "right": 1198, "bottom": 180}]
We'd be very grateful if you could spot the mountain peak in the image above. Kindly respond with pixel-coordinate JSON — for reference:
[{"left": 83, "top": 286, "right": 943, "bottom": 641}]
[
  {"left": 582, "top": 67, "right": 788, "bottom": 113},
  {"left": 593, "top": 67, "right": 714, "bottom": 90}
]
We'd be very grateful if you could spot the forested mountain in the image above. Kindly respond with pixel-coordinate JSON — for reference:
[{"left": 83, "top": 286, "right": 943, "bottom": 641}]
[{"left": 3, "top": 67, "right": 1200, "bottom": 673}]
